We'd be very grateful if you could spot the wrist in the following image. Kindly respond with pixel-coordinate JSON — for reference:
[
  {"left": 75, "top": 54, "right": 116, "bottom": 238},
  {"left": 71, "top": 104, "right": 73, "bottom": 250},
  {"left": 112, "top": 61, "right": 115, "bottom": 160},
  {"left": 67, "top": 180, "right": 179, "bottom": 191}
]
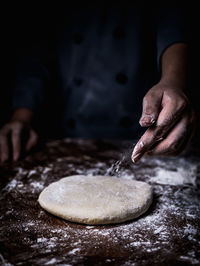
[
  {"left": 159, "top": 74, "right": 186, "bottom": 91},
  {"left": 160, "top": 43, "right": 187, "bottom": 91},
  {"left": 11, "top": 108, "right": 34, "bottom": 124}
]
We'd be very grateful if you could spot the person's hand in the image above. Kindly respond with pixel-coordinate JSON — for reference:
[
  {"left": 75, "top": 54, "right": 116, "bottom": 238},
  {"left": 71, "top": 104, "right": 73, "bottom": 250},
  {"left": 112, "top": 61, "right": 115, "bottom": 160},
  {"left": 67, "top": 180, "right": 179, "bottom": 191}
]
[
  {"left": 0, "top": 121, "right": 38, "bottom": 162},
  {"left": 131, "top": 81, "right": 196, "bottom": 163}
]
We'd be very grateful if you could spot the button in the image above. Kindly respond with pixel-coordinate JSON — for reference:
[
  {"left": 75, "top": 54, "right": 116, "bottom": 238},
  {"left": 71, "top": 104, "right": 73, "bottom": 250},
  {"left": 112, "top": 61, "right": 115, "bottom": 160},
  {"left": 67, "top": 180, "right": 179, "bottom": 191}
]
[
  {"left": 113, "top": 27, "right": 125, "bottom": 40},
  {"left": 67, "top": 119, "right": 75, "bottom": 129},
  {"left": 73, "top": 77, "right": 83, "bottom": 86},
  {"left": 116, "top": 72, "right": 128, "bottom": 84},
  {"left": 73, "top": 33, "right": 83, "bottom": 44},
  {"left": 120, "top": 116, "right": 132, "bottom": 128}
]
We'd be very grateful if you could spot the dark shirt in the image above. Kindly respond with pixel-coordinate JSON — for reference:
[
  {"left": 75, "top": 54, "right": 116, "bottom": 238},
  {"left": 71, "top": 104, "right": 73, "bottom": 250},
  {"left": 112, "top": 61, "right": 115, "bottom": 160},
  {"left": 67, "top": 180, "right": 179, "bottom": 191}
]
[{"left": 14, "top": 5, "right": 187, "bottom": 139}]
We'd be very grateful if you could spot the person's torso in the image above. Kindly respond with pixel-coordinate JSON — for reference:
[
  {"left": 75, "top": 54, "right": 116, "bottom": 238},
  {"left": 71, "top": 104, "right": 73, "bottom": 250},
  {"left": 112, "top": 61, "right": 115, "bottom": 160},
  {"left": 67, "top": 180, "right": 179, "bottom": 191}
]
[{"left": 51, "top": 6, "right": 158, "bottom": 139}]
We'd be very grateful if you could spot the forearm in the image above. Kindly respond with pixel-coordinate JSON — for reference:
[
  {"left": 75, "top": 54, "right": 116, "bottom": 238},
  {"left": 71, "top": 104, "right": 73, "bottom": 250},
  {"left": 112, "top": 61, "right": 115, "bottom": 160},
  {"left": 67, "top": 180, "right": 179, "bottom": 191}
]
[
  {"left": 11, "top": 108, "right": 34, "bottom": 124},
  {"left": 160, "top": 43, "right": 188, "bottom": 90},
  {"left": 133, "top": 43, "right": 194, "bottom": 162}
]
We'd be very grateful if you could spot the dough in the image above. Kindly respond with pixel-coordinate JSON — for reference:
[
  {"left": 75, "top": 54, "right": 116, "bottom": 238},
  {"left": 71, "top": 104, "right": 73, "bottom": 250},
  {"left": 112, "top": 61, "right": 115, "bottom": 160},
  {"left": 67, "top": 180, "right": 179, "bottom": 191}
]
[{"left": 38, "top": 175, "right": 153, "bottom": 225}]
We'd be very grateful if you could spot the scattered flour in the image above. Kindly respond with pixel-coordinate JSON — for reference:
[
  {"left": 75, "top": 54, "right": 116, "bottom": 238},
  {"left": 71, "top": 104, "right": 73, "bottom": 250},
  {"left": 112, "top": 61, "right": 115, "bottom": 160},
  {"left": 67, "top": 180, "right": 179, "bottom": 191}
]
[
  {"left": 37, "top": 237, "right": 48, "bottom": 243},
  {"left": 28, "top": 170, "right": 37, "bottom": 177},
  {"left": 151, "top": 165, "right": 197, "bottom": 186},
  {"left": 1, "top": 150, "right": 199, "bottom": 265},
  {"left": 5, "top": 179, "right": 18, "bottom": 192},
  {"left": 44, "top": 258, "right": 57, "bottom": 265},
  {"left": 68, "top": 248, "right": 81, "bottom": 255},
  {"left": 30, "top": 182, "right": 44, "bottom": 190}
]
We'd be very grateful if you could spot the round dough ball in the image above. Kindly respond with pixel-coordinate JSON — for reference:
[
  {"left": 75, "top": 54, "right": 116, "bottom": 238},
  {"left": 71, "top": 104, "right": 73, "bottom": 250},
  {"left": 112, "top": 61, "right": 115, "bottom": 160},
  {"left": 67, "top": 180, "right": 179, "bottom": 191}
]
[{"left": 38, "top": 175, "right": 153, "bottom": 225}]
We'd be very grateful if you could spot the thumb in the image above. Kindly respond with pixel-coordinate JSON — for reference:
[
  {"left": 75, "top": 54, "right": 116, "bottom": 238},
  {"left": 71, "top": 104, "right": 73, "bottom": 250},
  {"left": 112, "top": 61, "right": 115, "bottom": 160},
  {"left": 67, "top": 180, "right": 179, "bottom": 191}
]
[{"left": 139, "top": 89, "right": 163, "bottom": 127}]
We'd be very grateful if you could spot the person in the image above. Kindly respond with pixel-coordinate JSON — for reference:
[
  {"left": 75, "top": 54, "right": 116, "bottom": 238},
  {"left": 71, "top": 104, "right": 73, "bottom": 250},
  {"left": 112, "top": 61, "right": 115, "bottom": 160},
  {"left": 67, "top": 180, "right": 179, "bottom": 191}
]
[{"left": 0, "top": 4, "right": 196, "bottom": 163}]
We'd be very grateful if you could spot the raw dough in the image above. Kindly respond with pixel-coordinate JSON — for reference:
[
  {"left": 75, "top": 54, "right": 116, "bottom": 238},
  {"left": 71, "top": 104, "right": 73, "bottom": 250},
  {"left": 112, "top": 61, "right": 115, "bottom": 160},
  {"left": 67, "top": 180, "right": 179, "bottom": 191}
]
[{"left": 38, "top": 175, "right": 153, "bottom": 225}]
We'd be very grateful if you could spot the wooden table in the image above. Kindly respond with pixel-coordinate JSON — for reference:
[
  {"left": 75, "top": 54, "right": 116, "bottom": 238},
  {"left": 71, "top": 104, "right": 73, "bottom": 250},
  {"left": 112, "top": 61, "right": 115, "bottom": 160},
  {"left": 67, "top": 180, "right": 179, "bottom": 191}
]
[{"left": 0, "top": 139, "right": 200, "bottom": 265}]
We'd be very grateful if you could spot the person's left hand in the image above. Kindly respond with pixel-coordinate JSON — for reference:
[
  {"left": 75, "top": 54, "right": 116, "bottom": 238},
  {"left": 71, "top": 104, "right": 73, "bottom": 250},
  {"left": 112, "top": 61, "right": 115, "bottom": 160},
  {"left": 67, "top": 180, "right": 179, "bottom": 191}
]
[{"left": 131, "top": 81, "right": 196, "bottom": 163}]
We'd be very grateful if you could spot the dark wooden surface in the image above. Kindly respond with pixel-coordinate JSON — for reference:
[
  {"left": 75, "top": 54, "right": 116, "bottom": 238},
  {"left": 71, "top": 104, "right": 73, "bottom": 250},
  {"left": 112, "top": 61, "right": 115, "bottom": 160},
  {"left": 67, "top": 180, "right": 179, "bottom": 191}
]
[{"left": 0, "top": 139, "right": 200, "bottom": 266}]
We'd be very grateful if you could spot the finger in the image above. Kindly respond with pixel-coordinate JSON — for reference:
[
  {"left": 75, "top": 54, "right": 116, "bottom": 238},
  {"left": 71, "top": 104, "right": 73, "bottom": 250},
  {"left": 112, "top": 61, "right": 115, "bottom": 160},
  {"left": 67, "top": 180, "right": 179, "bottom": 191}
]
[
  {"left": 156, "top": 92, "right": 187, "bottom": 130},
  {"left": 11, "top": 128, "right": 22, "bottom": 161},
  {"left": 25, "top": 130, "right": 38, "bottom": 151},
  {"left": 172, "top": 109, "right": 196, "bottom": 154},
  {"left": 0, "top": 135, "right": 9, "bottom": 162},
  {"left": 147, "top": 114, "right": 191, "bottom": 156},
  {"left": 132, "top": 123, "right": 171, "bottom": 163},
  {"left": 148, "top": 108, "right": 196, "bottom": 156},
  {"left": 139, "top": 90, "right": 162, "bottom": 127},
  {"left": 132, "top": 98, "right": 187, "bottom": 162}
]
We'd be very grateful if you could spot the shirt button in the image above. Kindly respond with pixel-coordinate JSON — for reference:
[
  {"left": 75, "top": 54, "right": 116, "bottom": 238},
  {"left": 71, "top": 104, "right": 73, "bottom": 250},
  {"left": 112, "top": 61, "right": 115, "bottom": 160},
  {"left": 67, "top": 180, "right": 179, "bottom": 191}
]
[
  {"left": 73, "top": 77, "right": 83, "bottom": 86},
  {"left": 67, "top": 119, "right": 76, "bottom": 129},
  {"left": 120, "top": 116, "right": 132, "bottom": 128},
  {"left": 116, "top": 72, "right": 128, "bottom": 84},
  {"left": 73, "top": 33, "right": 83, "bottom": 44},
  {"left": 113, "top": 27, "right": 126, "bottom": 40}
]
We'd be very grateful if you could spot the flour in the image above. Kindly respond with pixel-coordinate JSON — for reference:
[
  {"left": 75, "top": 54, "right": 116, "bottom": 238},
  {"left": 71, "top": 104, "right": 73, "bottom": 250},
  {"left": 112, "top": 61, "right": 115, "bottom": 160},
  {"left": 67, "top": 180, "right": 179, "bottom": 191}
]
[
  {"left": 106, "top": 160, "right": 123, "bottom": 176},
  {"left": 28, "top": 170, "right": 37, "bottom": 177},
  {"left": 0, "top": 254, "right": 13, "bottom": 266},
  {"left": 1, "top": 144, "right": 200, "bottom": 265},
  {"left": 44, "top": 258, "right": 57, "bottom": 265},
  {"left": 68, "top": 248, "right": 81, "bottom": 255},
  {"left": 37, "top": 237, "right": 48, "bottom": 243},
  {"left": 184, "top": 225, "right": 198, "bottom": 240},
  {"left": 30, "top": 182, "right": 44, "bottom": 190},
  {"left": 43, "top": 168, "right": 52, "bottom": 174},
  {"left": 151, "top": 164, "right": 197, "bottom": 186},
  {"left": 33, "top": 237, "right": 58, "bottom": 249},
  {"left": 85, "top": 226, "right": 95, "bottom": 229},
  {"left": 5, "top": 179, "right": 18, "bottom": 192}
]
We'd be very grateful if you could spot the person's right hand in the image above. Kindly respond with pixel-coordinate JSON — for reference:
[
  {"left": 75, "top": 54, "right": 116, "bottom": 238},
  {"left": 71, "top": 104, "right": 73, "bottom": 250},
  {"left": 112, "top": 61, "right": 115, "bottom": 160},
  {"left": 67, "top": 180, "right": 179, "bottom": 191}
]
[{"left": 0, "top": 121, "right": 38, "bottom": 162}]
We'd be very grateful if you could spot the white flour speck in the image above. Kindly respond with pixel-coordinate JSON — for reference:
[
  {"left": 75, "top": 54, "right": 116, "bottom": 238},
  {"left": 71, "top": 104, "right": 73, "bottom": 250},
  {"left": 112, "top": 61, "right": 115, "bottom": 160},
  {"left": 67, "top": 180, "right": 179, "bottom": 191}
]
[
  {"left": 28, "top": 170, "right": 37, "bottom": 177},
  {"left": 30, "top": 182, "right": 44, "bottom": 190},
  {"left": 45, "top": 258, "right": 57, "bottom": 265},
  {"left": 43, "top": 167, "right": 51, "bottom": 174},
  {"left": 85, "top": 226, "right": 95, "bottom": 229},
  {"left": 68, "top": 248, "right": 80, "bottom": 255},
  {"left": 37, "top": 237, "right": 48, "bottom": 243},
  {"left": 5, "top": 179, "right": 18, "bottom": 192}
]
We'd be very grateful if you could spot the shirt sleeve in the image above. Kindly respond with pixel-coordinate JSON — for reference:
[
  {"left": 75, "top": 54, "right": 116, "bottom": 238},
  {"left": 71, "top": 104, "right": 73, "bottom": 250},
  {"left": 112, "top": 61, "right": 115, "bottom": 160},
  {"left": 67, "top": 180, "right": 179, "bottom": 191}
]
[
  {"left": 156, "top": 6, "right": 188, "bottom": 73},
  {"left": 13, "top": 37, "right": 51, "bottom": 112}
]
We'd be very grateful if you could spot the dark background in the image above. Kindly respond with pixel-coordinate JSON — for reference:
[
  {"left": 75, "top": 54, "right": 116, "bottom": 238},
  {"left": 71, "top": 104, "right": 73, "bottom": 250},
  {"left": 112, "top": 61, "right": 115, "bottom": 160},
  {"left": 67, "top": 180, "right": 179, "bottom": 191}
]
[{"left": 1, "top": 2, "right": 200, "bottom": 142}]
